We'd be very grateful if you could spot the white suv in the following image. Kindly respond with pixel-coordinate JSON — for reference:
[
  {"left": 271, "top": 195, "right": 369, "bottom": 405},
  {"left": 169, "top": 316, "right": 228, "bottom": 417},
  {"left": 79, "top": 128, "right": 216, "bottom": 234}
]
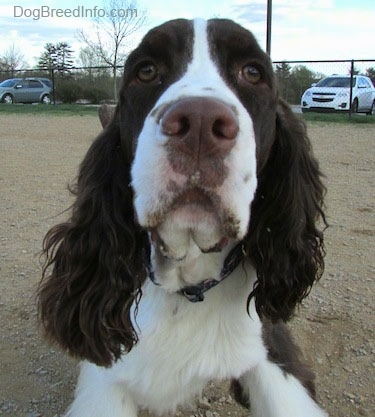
[{"left": 301, "top": 75, "right": 375, "bottom": 115}]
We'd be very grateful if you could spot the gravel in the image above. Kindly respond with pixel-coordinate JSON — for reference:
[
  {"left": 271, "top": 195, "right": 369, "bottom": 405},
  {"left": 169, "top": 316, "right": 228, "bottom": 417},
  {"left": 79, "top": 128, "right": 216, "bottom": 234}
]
[{"left": 0, "top": 114, "right": 374, "bottom": 417}]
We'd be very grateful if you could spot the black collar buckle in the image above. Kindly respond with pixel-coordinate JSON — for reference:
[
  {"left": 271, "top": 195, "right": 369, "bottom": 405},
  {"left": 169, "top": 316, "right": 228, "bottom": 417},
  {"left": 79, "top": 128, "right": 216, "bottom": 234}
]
[{"left": 178, "top": 242, "right": 245, "bottom": 302}]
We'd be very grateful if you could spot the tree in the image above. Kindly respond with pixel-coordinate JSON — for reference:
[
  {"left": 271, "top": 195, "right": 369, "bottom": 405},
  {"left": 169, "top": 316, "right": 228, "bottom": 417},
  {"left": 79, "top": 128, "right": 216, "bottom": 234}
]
[
  {"left": 78, "top": 46, "right": 105, "bottom": 68},
  {"left": 78, "top": 46, "right": 110, "bottom": 78},
  {"left": 38, "top": 43, "right": 55, "bottom": 69},
  {"left": 55, "top": 42, "right": 74, "bottom": 76},
  {"left": 77, "top": 0, "right": 147, "bottom": 99},
  {"left": 289, "top": 65, "right": 316, "bottom": 104},
  {"left": 348, "top": 65, "right": 360, "bottom": 76},
  {"left": 77, "top": 47, "right": 112, "bottom": 104},
  {"left": 38, "top": 42, "right": 74, "bottom": 76},
  {"left": 0, "top": 44, "right": 28, "bottom": 76},
  {"left": 275, "top": 62, "right": 292, "bottom": 79},
  {"left": 275, "top": 63, "right": 324, "bottom": 104},
  {"left": 275, "top": 62, "right": 293, "bottom": 102},
  {"left": 366, "top": 67, "right": 375, "bottom": 78},
  {"left": 365, "top": 67, "right": 375, "bottom": 85}
]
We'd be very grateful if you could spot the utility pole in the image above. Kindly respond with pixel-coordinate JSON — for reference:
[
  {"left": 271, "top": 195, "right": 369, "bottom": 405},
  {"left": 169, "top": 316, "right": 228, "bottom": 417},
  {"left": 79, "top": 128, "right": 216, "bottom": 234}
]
[{"left": 266, "top": 0, "right": 272, "bottom": 56}]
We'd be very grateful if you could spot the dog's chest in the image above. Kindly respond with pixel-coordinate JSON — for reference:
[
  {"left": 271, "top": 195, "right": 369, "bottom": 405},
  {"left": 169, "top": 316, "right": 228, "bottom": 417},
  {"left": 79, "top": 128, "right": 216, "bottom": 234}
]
[{"left": 115, "top": 266, "right": 266, "bottom": 412}]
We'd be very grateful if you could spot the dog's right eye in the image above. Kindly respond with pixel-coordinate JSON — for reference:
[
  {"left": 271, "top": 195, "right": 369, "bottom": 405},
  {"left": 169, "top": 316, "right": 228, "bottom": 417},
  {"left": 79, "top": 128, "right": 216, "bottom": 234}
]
[
  {"left": 137, "top": 63, "right": 159, "bottom": 83},
  {"left": 241, "top": 64, "right": 262, "bottom": 84}
]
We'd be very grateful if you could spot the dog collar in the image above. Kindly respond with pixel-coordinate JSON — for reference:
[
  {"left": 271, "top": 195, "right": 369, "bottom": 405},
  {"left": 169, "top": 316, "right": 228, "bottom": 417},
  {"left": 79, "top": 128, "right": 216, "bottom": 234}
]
[{"left": 147, "top": 242, "right": 245, "bottom": 303}]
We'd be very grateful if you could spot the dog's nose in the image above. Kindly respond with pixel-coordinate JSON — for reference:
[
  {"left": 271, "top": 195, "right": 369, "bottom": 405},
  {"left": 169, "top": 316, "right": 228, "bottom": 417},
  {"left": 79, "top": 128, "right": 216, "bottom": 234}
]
[{"left": 161, "top": 97, "right": 239, "bottom": 159}]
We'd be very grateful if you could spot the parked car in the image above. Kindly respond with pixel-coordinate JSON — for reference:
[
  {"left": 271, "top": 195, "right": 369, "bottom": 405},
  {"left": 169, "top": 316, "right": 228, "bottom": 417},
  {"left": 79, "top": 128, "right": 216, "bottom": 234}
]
[
  {"left": 0, "top": 77, "right": 52, "bottom": 104},
  {"left": 301, "top": 75, "right": 375, "bottom": 115}
]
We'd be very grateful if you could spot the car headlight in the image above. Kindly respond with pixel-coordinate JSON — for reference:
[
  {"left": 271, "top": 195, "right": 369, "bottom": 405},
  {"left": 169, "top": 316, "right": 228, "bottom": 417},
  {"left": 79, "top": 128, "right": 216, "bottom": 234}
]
[
  {"left": 338, "top": 91, "right": 349, "bottom": 97},
  {"left": 304, "top": 91, "right": 312, "bottom": 97}
]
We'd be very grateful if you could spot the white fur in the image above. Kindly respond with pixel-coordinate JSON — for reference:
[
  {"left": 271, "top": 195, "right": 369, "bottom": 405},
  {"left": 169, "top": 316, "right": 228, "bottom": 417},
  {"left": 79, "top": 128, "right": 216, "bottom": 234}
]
[
  {"left": 241, "top": 362, "right": 329, "bottom": 417},
  {"left": 65, "top": 19, "right": 328, "bottom": 417}
]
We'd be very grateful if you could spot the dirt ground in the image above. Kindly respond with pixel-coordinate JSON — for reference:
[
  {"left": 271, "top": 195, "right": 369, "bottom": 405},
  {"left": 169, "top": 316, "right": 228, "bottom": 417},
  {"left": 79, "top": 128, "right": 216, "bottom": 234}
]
[{"left": 0, "top": 114, "right": 374, "bottom": 417}]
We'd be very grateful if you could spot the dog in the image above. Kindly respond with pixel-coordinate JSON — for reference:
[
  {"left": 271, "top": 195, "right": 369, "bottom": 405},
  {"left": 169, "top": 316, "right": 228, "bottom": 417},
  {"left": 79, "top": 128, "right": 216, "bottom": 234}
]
[{"left": 39, "top": 18, "right": 328, "bottom": 417}]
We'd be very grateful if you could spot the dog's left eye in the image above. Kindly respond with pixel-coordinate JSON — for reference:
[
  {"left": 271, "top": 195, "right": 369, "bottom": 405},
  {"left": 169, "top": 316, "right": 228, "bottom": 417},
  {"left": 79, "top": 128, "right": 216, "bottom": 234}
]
[
  {"left": 137, "top": 63, "right": 159, "bottom": 83},
  {"left": 241, "top": 65, "right": 262, "bottom": 84}
]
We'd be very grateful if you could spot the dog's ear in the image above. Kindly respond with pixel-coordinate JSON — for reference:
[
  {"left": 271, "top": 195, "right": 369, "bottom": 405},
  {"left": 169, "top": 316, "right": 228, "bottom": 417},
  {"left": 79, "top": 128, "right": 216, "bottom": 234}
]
[
  {"left": 246, "top": 100, "right": 326, "bottom": 322},
  {"left": 39, "top": 112, "right": 149, "bottom": 367},
  {"left": 98, "top": 104, "right": 115, "bottom": 129}
]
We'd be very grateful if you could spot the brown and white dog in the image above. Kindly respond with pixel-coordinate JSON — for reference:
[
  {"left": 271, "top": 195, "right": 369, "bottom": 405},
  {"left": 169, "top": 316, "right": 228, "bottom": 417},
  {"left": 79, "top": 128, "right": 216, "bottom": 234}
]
[{"left": 39, "top": 18, "right": 328, "bottom": 417}]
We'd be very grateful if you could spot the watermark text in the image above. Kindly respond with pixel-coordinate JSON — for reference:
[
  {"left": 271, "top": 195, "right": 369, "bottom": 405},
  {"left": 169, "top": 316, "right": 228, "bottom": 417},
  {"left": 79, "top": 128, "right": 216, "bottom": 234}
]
[{"left": 14, "top": 5, "right": 138, "bottom": 21}]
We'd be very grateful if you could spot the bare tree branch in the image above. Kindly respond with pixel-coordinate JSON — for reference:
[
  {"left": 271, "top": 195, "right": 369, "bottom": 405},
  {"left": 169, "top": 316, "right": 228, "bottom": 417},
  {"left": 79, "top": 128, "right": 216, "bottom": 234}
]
[
  {"left": 0, "top": 44, "right": 28, "bottom": 75},
  {"left": 77, "top": 0, "right": 147, "bottom": 99}
]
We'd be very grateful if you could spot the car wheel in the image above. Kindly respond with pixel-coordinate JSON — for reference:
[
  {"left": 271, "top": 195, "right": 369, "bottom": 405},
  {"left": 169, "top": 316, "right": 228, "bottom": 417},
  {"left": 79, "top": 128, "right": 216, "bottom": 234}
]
[
  {"left": 366, "top": 100, "right": 375, "bottom": 116},
  {"left": 2, "top": 93, "right": 14, "bottom": 104},
  {"left": 351, "top": 98, "right": 358, "bottom": 113},
  {"left": 41, "top": 94, "right": 51, "bottom": 104}
]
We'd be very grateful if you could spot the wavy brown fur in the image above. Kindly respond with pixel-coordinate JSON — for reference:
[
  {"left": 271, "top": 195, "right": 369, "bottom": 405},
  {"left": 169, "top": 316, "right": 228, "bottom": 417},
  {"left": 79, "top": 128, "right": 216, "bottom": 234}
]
[
  {"left": 39, "top": 119, "right": 149, "bottom": 366},
  {"left": 246, "top": 100, "right": 326, "bottom": 322}
]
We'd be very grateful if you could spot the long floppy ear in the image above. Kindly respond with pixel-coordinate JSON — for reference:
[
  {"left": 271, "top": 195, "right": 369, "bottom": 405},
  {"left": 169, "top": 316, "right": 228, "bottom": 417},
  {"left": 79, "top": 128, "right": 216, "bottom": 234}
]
[
  {"left": 38, "top": 112, "right": 149, "bottom": 367},
  {"left": 246, "top": 100, "right": 327, "bottom": 322},
  {"left": 98, "top": 103, "right": 115, "bottom": 129}
]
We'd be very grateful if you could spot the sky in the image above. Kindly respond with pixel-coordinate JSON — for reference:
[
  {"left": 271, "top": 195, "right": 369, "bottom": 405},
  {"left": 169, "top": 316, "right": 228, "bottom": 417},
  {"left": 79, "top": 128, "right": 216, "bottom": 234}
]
[{"left": 0, "top": 0, "right": 374, "bottom": 68}]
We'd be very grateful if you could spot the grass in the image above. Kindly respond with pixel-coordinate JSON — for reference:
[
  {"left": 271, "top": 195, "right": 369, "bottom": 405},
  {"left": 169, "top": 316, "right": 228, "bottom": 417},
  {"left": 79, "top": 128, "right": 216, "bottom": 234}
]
[
  {"left": 0, "top": 103, "right": 100, "bottom": 116},
  {"left": 302, "top": 111, "right": 375, "bottom": 124},
  {"left": 1, "top": 103, "right": 374, "bottom": 124}
]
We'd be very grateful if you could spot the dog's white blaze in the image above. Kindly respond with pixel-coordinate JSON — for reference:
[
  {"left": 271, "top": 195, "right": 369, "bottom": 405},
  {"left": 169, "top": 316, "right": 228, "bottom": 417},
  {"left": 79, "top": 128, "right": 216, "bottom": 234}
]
[{"left": 186, "top": 19, "right": 217, "bottom": 85}]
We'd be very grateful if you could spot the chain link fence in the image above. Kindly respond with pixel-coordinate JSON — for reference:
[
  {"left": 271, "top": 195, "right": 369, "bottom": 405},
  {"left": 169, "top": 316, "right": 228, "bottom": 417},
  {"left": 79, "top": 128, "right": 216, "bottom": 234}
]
[
  {"left": 0, "top": 65, "right": 122, "bottom": 104},
  {"left": 273, "top": 59, "right": 375, "bottom": 115},
  {"left": 1, "top": 59, "right": 374, "bottom": 114}
]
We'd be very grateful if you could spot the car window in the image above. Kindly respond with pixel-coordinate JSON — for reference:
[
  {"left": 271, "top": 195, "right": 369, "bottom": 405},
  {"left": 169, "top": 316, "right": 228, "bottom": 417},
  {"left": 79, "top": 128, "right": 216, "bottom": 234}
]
[
  {"left": 0, "top": 79, "right": 20, "bottom": 87},
  {"left": 316, "top": 77, "right": 354, "bottom": 88},
  {"left": 19, "top": 80, "right": 29, "bottom": 88},
  {"left": 358, "top": 77, "right": 371, "bottom": 88},
  {"left": 40, "top": 79, "right": 52, "bottom": 88},
  {"left": 29, "top": 80, "right": 43, "bottom": 88}
]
